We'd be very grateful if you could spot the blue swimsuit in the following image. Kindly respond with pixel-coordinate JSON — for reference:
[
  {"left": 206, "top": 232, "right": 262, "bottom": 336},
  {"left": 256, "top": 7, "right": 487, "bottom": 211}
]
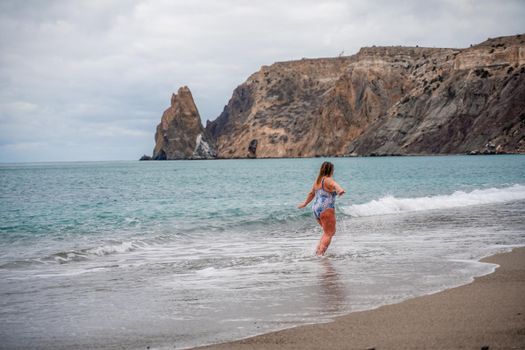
[{"left": 312, "top": 177, "right": 337, "bottom": 220}]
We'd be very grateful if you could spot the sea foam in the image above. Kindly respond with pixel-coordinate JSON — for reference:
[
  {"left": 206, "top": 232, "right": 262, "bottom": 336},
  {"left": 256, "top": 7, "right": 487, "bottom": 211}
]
[
  {"left": 86, "top": 241, "right": 136, "bottom": 256},
  {"left": 342, "top": 184, "right": 525, "bottom": 217}
]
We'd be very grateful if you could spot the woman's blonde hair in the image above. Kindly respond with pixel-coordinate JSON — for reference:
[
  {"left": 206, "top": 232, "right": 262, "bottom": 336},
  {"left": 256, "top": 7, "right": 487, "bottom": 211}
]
[{"left": 316, "top": 161, "right": 334, "bottom": 185}]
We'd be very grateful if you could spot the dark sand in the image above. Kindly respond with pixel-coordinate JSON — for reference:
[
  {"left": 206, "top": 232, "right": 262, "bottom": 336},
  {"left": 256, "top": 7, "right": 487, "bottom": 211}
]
[{"left": 194, "top": 247, "right": 525, "bottom": 350}]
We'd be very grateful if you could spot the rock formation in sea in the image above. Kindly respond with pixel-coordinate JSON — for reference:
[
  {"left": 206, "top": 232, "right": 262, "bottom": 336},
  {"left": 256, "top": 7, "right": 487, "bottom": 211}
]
[
  {"left": 151, "top": 86, "right": 217, "bottom": 160},
  {"left": 146, "top": 34, "right": 525, "bottom": 159}
]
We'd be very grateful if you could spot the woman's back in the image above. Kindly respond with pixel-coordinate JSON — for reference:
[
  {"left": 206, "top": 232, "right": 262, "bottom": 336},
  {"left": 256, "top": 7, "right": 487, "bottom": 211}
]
[{"left": 313, "top": 176, "right": 337, "bottom": 193}]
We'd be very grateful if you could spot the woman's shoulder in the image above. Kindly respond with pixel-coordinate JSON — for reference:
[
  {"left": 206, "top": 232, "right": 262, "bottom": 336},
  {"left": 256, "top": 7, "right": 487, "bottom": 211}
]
[
  {"left": 312, "top": 177, "right": 325, "bottom": 189},
  {"left": 323, "top": 176, "right": 335, "bottom": 184},
  {"left": 313, "top": 176, "right": 335, "bottom": 190},
  {"left": 323, "top": 177, "right": 337, "bottom": 190}
]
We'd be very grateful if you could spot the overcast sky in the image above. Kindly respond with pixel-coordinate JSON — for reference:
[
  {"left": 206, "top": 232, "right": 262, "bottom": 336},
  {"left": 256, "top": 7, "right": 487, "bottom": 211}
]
[{"left": 1, "top": 0, "right": 524, "bottom": 162}]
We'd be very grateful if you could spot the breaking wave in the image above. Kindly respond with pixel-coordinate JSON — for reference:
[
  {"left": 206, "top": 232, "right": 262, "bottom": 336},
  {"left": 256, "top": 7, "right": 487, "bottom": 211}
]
[
  {"left": 342, "top": 184, "right": 525, "bottom": 217},
  {"left": 43, "top": 241, "right": 141, "bottom": 264}
]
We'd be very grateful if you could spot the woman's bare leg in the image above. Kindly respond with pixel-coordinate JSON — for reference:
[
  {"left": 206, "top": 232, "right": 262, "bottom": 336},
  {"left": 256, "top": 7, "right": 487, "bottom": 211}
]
[
  {"left": 315, "top": 218, "right": 322, "bottom": 253},
  {"left": 316, "top": 209, "right": 336, "bottom": 256}
]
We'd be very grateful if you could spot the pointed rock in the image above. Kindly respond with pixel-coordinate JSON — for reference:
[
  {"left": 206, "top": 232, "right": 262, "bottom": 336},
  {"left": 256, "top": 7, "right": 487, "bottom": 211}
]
[{"left": 152, "top": 86, "right": 217, "bottom": 160}]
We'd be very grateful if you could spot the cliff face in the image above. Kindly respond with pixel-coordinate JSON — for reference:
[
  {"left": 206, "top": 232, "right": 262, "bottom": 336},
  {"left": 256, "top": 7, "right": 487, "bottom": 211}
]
[
  {"left": 152, "top": 86, "right": 216, "bottom": 160},
  {"left": 206, "top": 34, "right": 524, "bottom": 157},
  {"left": 206, "top": 57, "right": 354, "bottom": 157},
  {"left": 348, "top": 36, "right": 525, "bottom": 155}
]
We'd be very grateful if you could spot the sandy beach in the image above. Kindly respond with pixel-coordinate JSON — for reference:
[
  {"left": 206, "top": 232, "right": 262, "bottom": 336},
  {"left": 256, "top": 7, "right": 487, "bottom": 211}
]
[{"left": 195, "top": 247, "right": 525, "bottom": 350}]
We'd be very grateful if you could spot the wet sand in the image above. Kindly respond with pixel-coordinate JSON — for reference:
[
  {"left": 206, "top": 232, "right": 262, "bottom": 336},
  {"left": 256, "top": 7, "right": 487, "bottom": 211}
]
[{"left": 194, "top": 247, "right": 525, "bottom": 350}]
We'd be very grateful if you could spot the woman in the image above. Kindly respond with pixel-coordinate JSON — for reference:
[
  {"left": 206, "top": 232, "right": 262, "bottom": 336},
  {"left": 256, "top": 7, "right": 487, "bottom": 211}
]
[{"left": 297, "top": 161, "right": 346, "bottom": 256}]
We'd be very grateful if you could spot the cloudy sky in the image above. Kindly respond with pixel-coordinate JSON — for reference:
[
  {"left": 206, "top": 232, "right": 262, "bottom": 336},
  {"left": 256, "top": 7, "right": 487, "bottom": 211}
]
[{"left": 1, "top": 0, "right": 524, "bottom": 162}]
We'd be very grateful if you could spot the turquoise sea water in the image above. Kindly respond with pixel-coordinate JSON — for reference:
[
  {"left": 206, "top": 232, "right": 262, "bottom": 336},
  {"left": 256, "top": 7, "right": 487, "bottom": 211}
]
[{"left": 1, "top": 156, "right": 524, "bottom": 349}]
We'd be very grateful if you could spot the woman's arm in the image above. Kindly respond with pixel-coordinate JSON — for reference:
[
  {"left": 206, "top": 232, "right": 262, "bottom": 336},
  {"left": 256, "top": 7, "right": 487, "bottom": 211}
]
[{"left": 297, "top": 187, "right": 315, "bottom": 209}]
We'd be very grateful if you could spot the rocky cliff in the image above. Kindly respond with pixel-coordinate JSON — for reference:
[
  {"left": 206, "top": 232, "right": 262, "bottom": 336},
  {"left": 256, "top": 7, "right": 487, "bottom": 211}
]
[
  {"left": 151, "top": 86, "right": 216, "bottom": 160},
  {"left": 348, "top": 36, "right": 525, "bottom": 155},
  {"left": 147, "top": 34, "right": 525, "bottom": 159}
]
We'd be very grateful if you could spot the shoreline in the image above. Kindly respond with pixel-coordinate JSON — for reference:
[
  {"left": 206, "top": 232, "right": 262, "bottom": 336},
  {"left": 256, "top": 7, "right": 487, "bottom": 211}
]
[
  {"left": 192, "top": 247, "right": 525, "bottom": 350},
  {"left": 139, "top": 153, "right": 524, "bottom": 161},
  {"left": 1, "top": 153, "right": 523, "bottom": 165}
]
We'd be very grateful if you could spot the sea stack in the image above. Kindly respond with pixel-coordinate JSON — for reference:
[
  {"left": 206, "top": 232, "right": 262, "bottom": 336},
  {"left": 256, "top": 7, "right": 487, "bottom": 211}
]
[{"left": 152, "top": 86, "right": 217, "bottom": 160}]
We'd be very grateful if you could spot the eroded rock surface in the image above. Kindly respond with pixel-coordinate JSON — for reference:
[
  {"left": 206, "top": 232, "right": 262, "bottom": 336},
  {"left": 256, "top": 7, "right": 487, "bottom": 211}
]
[
  {"left": 152, "top": 86, "right": 216, "bottom": 160},
  {"left": 147, "top": 34, "right": 525, "bottom": 160},
  {"left": 348, "top": 36, "right": 525, "bottom": 155}
]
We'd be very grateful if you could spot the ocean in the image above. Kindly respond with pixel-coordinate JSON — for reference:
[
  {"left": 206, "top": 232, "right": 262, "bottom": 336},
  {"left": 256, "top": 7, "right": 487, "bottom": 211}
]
[{"left": 1, "top": 155, "right": 524, "bottom": 349}]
